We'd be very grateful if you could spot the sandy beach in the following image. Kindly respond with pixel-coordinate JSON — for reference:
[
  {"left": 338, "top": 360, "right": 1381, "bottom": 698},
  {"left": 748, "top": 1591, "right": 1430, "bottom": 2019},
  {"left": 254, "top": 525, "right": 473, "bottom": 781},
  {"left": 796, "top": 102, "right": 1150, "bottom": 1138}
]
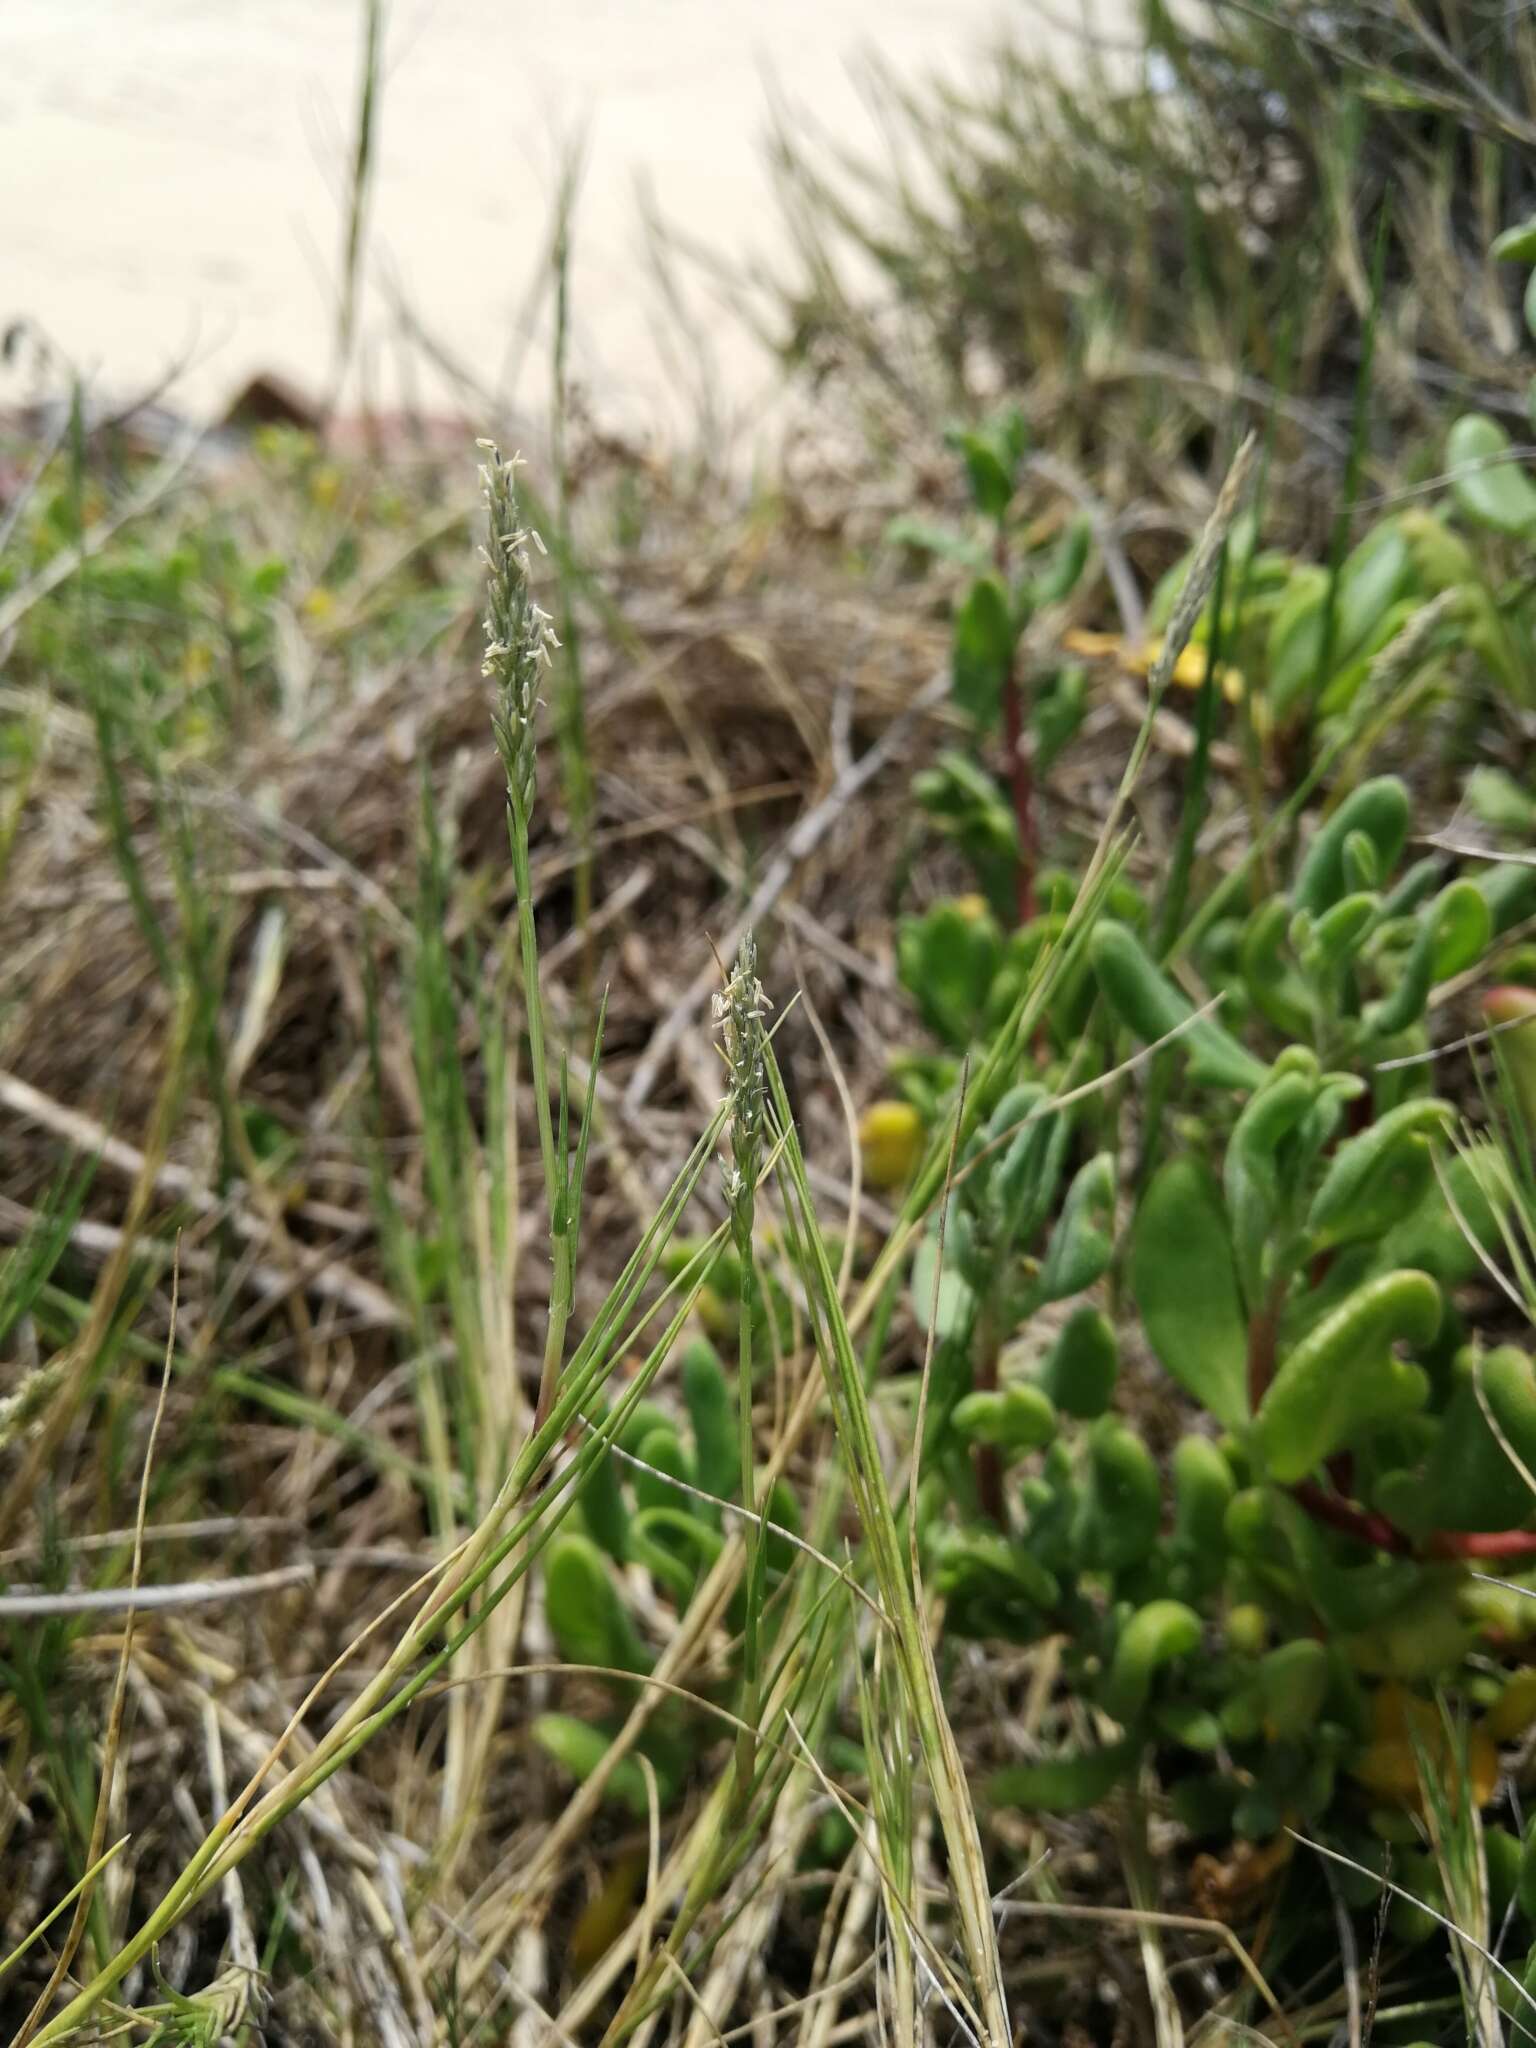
[{"left": 0, "top": 0, "right": 1065, "bottom": 431}]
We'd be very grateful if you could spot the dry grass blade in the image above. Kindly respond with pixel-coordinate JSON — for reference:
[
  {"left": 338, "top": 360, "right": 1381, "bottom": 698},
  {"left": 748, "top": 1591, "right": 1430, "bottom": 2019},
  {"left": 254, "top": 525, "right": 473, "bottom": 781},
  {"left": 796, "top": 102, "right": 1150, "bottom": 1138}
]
[
  {"left": 0, "top": 1062, "right": 394, "bottom": 1302},
  {"left": 16, "top": 1250, "right": 181, "bottom": 2045},
  {"left": 0, "top": 1563, "right": 315, "bottom": 1620}
]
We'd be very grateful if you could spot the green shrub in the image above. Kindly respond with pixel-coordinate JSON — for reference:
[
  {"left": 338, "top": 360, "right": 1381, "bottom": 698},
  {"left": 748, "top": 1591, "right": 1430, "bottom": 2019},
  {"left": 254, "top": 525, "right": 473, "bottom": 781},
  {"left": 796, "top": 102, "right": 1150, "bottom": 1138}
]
[{"left": 882, "top": 405, "right": 1536, "bottom": 2010}]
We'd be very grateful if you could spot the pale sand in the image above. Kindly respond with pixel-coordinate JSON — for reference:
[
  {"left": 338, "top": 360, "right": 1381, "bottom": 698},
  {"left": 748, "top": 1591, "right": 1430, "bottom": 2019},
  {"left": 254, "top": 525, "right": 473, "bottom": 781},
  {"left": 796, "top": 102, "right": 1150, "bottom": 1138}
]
[{"left": 0, "top": 0, "right": 1097, "bottom": 434}]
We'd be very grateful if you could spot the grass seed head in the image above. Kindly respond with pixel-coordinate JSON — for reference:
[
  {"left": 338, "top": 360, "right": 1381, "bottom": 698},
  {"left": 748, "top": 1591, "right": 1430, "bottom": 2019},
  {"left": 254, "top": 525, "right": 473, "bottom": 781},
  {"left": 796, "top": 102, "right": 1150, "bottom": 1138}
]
[
  {"left": 716, "top": 929, "right": 770, "bottom": 1253},
  {"left": 479, "top": 439, "right": 559, "bottom": 824}
]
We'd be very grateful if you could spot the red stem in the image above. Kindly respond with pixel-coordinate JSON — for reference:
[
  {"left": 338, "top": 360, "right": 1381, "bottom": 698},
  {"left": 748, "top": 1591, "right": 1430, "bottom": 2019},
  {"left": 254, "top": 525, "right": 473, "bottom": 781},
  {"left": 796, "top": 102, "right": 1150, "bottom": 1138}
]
[
  {"left": 1290, "top": 1480, "right": 1536, "bottom": 1562},
  {"left": 1428, "top": 1528, "right": 1536, "bottom": 1561},
  {"left": 976, "top": 1436, "right": 1005, "bottom": 1529},
  {"left": 1253, "top": 1315, "right": 1536, "bottom": 1561},
  {"left": 1290, "top": 1479, "right": 1411, "bottom": 1555},
  {"left": 1247, "top": 1301, "right": 1281, "bottom": 1417}
]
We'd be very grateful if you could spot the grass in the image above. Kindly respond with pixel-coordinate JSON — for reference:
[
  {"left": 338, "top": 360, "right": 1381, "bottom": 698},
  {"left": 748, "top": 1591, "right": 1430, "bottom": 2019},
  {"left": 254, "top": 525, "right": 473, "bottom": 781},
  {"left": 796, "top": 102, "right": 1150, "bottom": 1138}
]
[
  {"left": 0, "top": 400, "right": 977, "bottom": 2042},
  {"left": 5, "top": 0, "right": 1536, "bottom": 2040},
  {"left": 762, "top": 0, "right": 1536, "bottom": 536}
]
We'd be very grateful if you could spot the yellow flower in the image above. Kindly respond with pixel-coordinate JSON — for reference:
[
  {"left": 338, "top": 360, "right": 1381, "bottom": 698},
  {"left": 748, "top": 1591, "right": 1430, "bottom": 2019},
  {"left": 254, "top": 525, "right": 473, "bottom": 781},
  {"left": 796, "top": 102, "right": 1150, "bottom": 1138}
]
[
  {"left": 858, "top": 1100, "right": 924, "bottom": 1190},
  {"left": 301, "top": 586, "right": 336, "bottom": 624},
  {"left": 1349, "top": 1682, "right": 1498, "bottom": 1811},
  {"left": 1061, "top": 627, "right": 1245, "bottom": 702}
]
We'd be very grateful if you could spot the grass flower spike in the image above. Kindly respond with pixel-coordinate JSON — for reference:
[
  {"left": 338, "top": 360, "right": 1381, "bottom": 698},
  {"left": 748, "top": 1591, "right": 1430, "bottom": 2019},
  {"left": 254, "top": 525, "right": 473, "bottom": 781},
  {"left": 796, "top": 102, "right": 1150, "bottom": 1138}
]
[
  {"left": 479, "top": 440, "right": 558, "bottom": 824},
  {"left": 716, "top": 929, "right": 770, "bottom": 1258},
  {"left": 715, "top": 929, "right": 771, "bottom": 1809}
]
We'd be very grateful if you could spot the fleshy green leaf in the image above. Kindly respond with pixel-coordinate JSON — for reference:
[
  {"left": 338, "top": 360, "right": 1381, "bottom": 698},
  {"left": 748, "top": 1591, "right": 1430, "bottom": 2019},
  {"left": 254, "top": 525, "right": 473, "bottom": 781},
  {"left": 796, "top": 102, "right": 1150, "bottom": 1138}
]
[
  {"left": 1104, "top": 1600, "right": 1204, "bottom": 1722},
  {"left": 545, "top": 1534, "right": 652, "bottom": 1676},
  {"left": 1254, "top": 1271, "right": 1441, "bottom": 1483},
  {"left": 1376, "top": 1346, "right": 1536, "bottom": 1535},
  {"left": 952, "top": 573, "right": 1016, "bottom": 729},
  {"left": 1032, "top": 1152, "right": 1115, "bottom": 1303},
  {"left": 1038, "top": 1304, "right": 1119, "bottom": 1419},
  {"left": 681, "top": 1336, "right": 736, "bottom": 1517},
  {"left": 1257, "top": 1640, "right": 1330, "bottom": 1739},
  {"left": 884, "top": 514, "right": 990, "bottom": 571},
  {"left": 1491, "top": 216, "right": 1536, "bottom": 263},
  {"left": 533, "top": 1714, "right": 652, "bottom": 1817},
  {"left": 1132, "top": 1156, "right": 1250, "bottom": 1428},
  {"left": 1293, "top": 777, "right": 1410, "bottom": 917},
  {"left": 952, "top": 1384, "right": 1057, "bottom": 1454},
  {"left": 1090, "top": 920, "right": 1267, "bottom": 1091},
  {"left": 1306, "top": 1099, "right": 1454, "bottom": 1252},
  {"left": 1078, "top": 1417, "right": 1162, "bottom": 1572},
  {"left": 1447, "top": 412, "right": 1536, "bottom": 534},
  {"left": 911, "top": 1225, "right": 976, "bottom": 1342},
  {"left": 897, "top": 900, "right": 1003, "bottom": 1049}
]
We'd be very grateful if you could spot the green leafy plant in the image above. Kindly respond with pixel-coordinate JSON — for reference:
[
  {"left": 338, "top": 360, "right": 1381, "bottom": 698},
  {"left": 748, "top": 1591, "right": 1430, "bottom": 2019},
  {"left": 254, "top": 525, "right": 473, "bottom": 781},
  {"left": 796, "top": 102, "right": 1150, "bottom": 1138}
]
[
  {"left": 1141, "top": 495, "right": 1535, "bottom": 740},
  {"left": 1130, "top": 209, "right": 1536, "bottom": 737},
  {"left": 885, "top": 418, "right": 1536, "bottom": 2005},
  {"left": 893, "top": 405, "right": 1092, "bottom": 937},
  {"left": 924, "top": 1046, "right": 1536, "bottom": 1876},
  {"left": 1097, "top": 774, "right": 1536, "bottom": 1088}
]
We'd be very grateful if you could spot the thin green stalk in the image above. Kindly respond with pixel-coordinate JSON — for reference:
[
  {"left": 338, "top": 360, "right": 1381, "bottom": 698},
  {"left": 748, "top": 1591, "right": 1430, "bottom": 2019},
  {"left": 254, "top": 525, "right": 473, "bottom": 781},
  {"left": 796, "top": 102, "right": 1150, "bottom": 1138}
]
[
  {"left": 31, "top": 1195, "right": 730, "bottom": 2046},
  {"left": 763, "top": 1043, "right": 1007, "bottom": 2048},
  {"left": 34, "top": 821, "right": 727, "bottom": 2039},
  {"left": 0, "top": 1839, "right": 128, "bottom": 1987},
  {"left": 548, "top": 141, "right": 596, "bottom": 997},
  {"left": 1237, "top": 309, "right": 1294, "bottom": 902},
  {"left": 88, "top": 699, "right": 173, "bottom": 987},
  {"left": 601, "top": 1582, "right": 842, "bottom": 2044},
  {"left": 202, "top": 1255, "right": 721, "bottom": 1869},
  {"left": 719, "top": 933, "right": 769, "bottom": 1816},
  {"left": 334, "top": 0, "right": 384, "bottom": 397},
  {"left": 1136, "top": 538, "right": 1233, "bottom": 1188},
  {"left": 1310, "top": 197, "right": 1392, "bottom": 729},
  {"left": 1155, "top": 539, "right": 1229, "bottom": 959},
  {"left": 479, "top": 441, "right": 576, "bottom": 1428},
  {"left": 857, "top": 1628, "right": 917, "bottom": 2043},
  {"left": 510, "top": 797, "right": 561, "bottom": 1253},
  {"left": 409, "top": 782, "right": 487, "bottom": 1511}
]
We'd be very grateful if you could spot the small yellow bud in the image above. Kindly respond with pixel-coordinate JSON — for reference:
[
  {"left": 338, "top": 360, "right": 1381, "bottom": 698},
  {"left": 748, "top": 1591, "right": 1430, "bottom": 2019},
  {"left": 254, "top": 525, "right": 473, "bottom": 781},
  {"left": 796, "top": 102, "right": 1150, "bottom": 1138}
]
[
  {"left": 1225, "top": 1603, "right": 1268, "bottom": 1656},
  {"left": 1060, "top": 626, "right": 1245, "bottom": 702},
  {"left": 858, "top": 1100, "right": 924, "bottom": 1190}
]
